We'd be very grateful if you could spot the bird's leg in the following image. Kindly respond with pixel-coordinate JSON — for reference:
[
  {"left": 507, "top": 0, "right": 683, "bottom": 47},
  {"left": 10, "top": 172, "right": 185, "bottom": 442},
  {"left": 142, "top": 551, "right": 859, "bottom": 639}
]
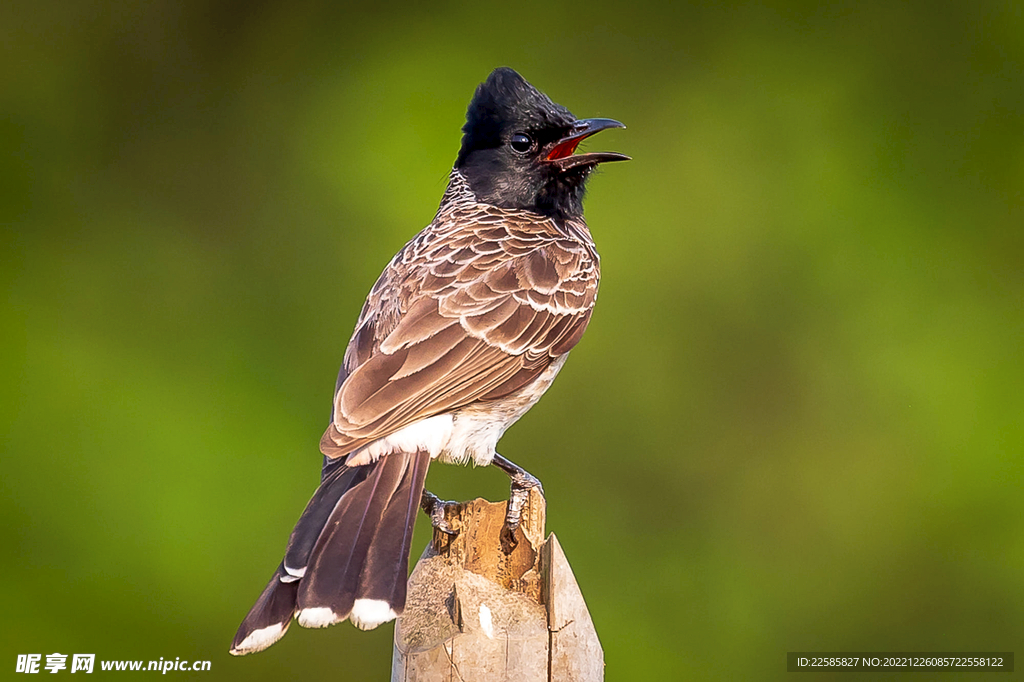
[
  {"left": 420, "top": 489, "right": 458, "bottom": 536},
  {"left": 491, "top": 453, "right": 544, "bottom": 553}
]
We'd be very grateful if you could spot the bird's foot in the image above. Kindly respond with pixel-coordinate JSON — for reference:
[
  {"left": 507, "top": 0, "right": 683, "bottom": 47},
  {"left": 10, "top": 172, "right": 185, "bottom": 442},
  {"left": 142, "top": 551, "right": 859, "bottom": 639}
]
[
  {"left": 420, "top": 490, "right": 458, "bottom": 536},
  {"left": 492, "top": 454, "right": 544, "bottom": 554}
]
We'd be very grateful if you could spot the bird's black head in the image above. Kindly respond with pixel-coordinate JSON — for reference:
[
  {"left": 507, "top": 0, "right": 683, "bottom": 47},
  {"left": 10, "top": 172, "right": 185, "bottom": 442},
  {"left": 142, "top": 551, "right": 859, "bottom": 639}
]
[{"left": 454, "top": 67, "right": 628, "bottom": 221}]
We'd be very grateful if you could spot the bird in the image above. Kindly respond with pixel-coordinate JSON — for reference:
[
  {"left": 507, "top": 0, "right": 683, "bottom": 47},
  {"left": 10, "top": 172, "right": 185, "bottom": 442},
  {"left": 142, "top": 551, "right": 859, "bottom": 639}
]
[{"left": 230, "top": 66, "right": 627, "bottom": 656}]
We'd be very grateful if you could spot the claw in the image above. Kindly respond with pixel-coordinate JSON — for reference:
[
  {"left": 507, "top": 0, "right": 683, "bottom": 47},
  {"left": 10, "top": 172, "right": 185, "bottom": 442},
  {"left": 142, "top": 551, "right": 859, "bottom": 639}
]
[
  {"left": 420, "top": 490, "right": 458, "bottom": 536},
  {"left": 491, "top": 454, "right": 543, "bottom": 554},
  {"left": 500, "top": 524, "right": 519, "bottom": 554}
]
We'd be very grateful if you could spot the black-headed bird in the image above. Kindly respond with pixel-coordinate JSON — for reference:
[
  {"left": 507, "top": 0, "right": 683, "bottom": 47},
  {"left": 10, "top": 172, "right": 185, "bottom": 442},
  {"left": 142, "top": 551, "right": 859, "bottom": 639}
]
[{"left": 231, "top": 67, "right": 627, "bottom": 655}]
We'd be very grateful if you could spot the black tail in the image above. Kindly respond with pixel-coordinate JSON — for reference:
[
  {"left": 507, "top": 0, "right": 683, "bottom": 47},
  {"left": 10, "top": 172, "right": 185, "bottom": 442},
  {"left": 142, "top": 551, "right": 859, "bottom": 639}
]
[{"left": 230, "top": 450, "right": 430, "bottom": 655}]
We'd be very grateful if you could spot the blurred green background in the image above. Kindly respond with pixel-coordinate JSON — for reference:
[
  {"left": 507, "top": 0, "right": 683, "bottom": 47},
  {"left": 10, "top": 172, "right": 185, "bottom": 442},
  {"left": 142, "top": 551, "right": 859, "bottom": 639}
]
[{"left": 2, "top": 0, "right": 1021, "bottom": 679}]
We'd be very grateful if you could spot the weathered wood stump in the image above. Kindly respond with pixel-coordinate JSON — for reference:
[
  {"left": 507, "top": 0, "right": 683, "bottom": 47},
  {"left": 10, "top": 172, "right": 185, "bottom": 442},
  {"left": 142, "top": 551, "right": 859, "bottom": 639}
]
[{"left": 391, "top": 489, "right": 603, "bottom": 681}]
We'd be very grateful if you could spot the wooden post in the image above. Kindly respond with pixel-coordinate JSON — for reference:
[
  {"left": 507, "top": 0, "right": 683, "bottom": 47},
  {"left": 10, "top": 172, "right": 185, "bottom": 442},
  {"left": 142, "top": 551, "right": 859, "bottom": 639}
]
[{"left": 391, "top": 489, "right": 604, "bottom": 681}]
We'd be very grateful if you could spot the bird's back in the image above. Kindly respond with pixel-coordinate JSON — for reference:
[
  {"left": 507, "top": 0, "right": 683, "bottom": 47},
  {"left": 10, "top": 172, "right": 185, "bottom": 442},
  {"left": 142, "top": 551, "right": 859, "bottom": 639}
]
[{"left": 321, "top": 170, "right": 600, "bottom": 465}]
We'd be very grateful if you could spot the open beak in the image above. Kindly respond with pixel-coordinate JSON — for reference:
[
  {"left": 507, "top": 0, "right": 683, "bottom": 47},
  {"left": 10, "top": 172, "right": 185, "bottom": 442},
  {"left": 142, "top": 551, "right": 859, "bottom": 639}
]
[{"left": 544, "top": 118, "right": 630, "bottom": 170}]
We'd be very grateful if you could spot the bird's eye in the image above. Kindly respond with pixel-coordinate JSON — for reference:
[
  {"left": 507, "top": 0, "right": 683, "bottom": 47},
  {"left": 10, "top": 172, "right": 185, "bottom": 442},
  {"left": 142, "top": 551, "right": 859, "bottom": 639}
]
[{"left": 509, "top": 133, "right": 533, "bottom": 154}]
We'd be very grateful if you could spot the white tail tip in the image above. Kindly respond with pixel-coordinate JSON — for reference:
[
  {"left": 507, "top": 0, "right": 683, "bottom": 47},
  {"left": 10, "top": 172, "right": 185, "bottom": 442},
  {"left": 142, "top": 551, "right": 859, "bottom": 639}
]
[
  {"left": 350, "top": 599, "right": 398, "bottom": 630},
  {"left": 230, "top": 622, "right": 288, "bottom": 656},
  {"left": 297, "top": 607, "right": 341, "bottom": 629}
]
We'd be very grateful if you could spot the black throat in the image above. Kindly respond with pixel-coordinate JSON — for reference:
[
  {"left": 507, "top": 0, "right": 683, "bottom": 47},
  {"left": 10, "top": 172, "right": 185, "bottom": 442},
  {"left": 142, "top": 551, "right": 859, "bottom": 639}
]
[{"left": 456, "top": 157, "right": 593, "bottom": 222}]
